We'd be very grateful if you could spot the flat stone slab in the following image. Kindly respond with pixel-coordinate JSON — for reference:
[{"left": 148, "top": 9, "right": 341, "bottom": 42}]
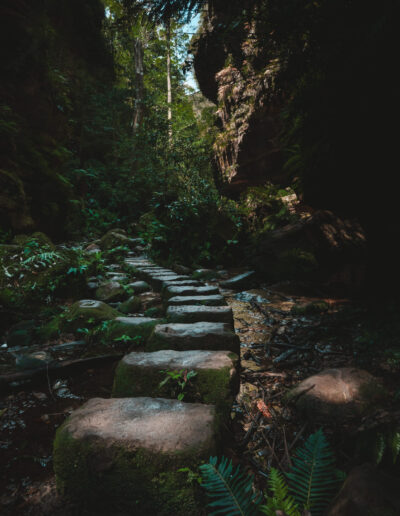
[
  {"left": 164, "top": 285, "right": 219, "bottom": 299},
  {"left": 54, "top": 397, "right": 217, "bottom": 513},
  {"left": 147, "top": 322, "right": 240, "bottom": 353},
  {"left": 162, "top": 279, "right": 202, "bottom": 290},
  {"left": 286, "top": 367, "right": 387, "bottom": 420},
  {"left": 113, "top": 350, "right": 239, "bottom": 410},
  {"left": 167, "top": 305, "right": 234, "bottom": 326},
  {"left": 148, "top": 274, "right": 190, "bottom": 290},
  {"left": 168, "top": 294, "right": 227, "bottom": 306},
  {"left": 127, "top": 280, "right": 151, "bottom": 293}
]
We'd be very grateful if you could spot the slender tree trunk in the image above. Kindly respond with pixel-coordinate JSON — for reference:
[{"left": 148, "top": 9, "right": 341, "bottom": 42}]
[
  {"left": 132, "top": 37, "right": 144, "bottom": 136},
  {"left": 166, "top": 18, "right": 172, "bottom": 144}
]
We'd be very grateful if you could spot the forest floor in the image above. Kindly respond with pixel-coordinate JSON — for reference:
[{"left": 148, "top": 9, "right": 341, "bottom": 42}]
[{"left": 1, "top": 258, "right": 399, "bottom": 514}]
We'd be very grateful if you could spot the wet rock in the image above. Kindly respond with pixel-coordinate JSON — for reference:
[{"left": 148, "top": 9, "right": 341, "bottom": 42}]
[
  {"left": 149, "top": 275, "right": 191, "bottom": 290},
  {"left": 168, "top": 294, "right": 227, "bottom": 306},
  {"left": 287, "top": 368, "right": 387, "bottom": 420},
  {"left": 127, "top": 280, "right": 150, "bottom": 294},
  {"left": 167, "top": 305, "right": 234, "bottom": 326},
  {"left": 118, "top": 296, "right": 142, "bottom": 315},
  {"left": 107, "top": 316, "right": 161, "bottom": 342},
  {"left": 220, "top": 271, "right": 256, "bottom": 290},
  {"left": 113, "top": 349, "right": 239, "bottom": 416},
  {"left": 327, "top": 463, "right": 400, "bottom": 515},
  {"left": 147, "top": 322, "right": 240, "bottom": 353},
  {"left": 54, "top": 397, "right": 218, "bottom": 514},
  {"left": 164, "top": 285, "right": 219, "bottom": 299},
  {"left": 95, "top": 281, "right": 127, "bottom": 303},
  {"left": 6, "top": 320, "right": 36, "bottom": 347}
]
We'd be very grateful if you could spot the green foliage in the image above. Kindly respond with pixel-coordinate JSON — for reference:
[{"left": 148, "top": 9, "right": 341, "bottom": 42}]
[
  {"left": 159, "top": 369, "right": 198, "bottom": 401},
  {"left": 286, "top": 429, "right": 341, "bottom": 515},
  {"left": 200, "top": 430, "right": 343, "bottom": 516},
  {"left": 261, "top": 469, "right": 300, "bottom": 516},
  {"left": 199, "top": 456, "right": 262, "bottom": 516}
]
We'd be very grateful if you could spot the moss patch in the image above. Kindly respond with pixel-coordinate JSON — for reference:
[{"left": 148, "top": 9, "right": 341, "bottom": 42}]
[{"left": 54, "top": 422, "right": 207, "bottom": 514}]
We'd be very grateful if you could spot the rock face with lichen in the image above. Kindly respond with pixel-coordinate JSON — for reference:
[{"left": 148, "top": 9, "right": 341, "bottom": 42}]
[{"left": 192, "top": 2, "right": 284, "bottom": 196}]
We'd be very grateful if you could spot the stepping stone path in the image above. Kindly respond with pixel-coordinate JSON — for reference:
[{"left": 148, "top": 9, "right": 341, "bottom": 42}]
[{"left": 53, "top": 256, "right": 240, "bottom": 513}]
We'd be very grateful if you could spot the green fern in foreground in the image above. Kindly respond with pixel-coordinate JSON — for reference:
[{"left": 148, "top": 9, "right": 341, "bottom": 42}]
[
  {"left": 22, "top": 251, "right": 62, "bottom": 267},
  {"left": 199, "top": 429, "right": 343, "bottom": 516},
  {"left": 260, "top": 468, "right": 300, "bottom": 516},
  {"left": 199, "top": 456, "right": 262, "bottom": 515},
  {"left": 286, "top": 428, "right": 341, "bottom": 515}
]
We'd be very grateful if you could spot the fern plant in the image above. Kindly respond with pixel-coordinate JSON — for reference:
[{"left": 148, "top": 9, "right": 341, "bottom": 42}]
[
  {"left": 286, "top": 428, "right": 342, "bottom": 515},
  {"left": 199, "top": 429, "right": 343, "bottom": 516},
  {"left": 22, "top": 251, "right": 62, "bottom": 267},
  {"left": 199, "top": 456, "right": 263, "bottom": 515},
  {"left": 373, "top": 430, "right": 400, "bottom": 465},
  {"left": 260, "top": 468, "right": 300, "bottom": 516}
]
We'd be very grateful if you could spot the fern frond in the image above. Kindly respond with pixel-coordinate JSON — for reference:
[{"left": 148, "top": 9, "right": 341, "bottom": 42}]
[
  {"left": 286, "top": 428, "right": 340, "bottom": 516},
  {"left": 199, "top": 456, "right": 262, "bottom": 516},
  {"left": 391, "top": 431, "right": 400, "bottom": 464},
  {"left": 374, "top": 432, "right": 386, "bottom": 464},
  {"left": 22, "top": 251, "right": 62, "bottom": 266},
  {"left": 260, "top": 468, "right": 301, "bottom": 516}
]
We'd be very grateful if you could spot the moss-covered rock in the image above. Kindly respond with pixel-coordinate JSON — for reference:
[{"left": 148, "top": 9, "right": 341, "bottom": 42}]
[
  {"left": 126, "top": 280, "right": 151, "bottom": 294},
  {"left": 40, "top": 300, "right": 119, "bottom": 339},
  {"left": 106, "top": 316, "right": 162, "bottom": 343},
  {"left": 6, "top": 320, "right": 36, "bottom": 347},
  {"left": 112, "top": 350, "right": 239, "bottom": 419},
  {"left": 118, "top": 296, "right": 142, "bottom": 315},
  {"left": 53, "top": 397, "right": 218, "bottom": 514},
  {"left": 99, "top": 230, "right": 136, "bottom": 251},
  {"left": 12, "top": 231, "right": 55, "bottom": 249},
  {"left": 95, "top": 281, "right": 127, "bottom": 303}
]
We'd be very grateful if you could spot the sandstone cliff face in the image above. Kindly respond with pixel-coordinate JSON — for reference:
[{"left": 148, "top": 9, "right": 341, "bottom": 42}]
[{"left": 193, "top": 3, "right": 284, "bottom": 196}]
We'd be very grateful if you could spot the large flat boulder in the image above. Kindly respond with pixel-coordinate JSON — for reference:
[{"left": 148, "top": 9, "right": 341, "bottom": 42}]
[
  {"left": 164, "top": 285, "right": 219, "bottom": 299},
  {"left": 286, "top": 367, "right": 388, "bottom": 421},
  {"left": 148, "top": 275, "right": 191, "bottom": 290},
  {"left": 167, "top": 305, "right": 234, "bottom": 326},
  {"left": 54, "top": 397, "right": 218, "bottom": 514},
  {"left": 113, "top": 349, "right": 239, "bottom": 415},
  {"left": 95, "top": 281, "right": 127, "bottom": 302},
  {"left": 168, "top": 294, "right": 227, "bottom": 306},
  {"left": 147, "top": 322, "right": 240, "bottom": 353}
]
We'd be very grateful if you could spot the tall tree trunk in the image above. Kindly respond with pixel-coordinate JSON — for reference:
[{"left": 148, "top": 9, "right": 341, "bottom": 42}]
[
  {"left": 166, "top": 18, "right": 172, "bottom": 144},
  {"left": 132, "top": 37, "right": 144, "bottom": 136}
]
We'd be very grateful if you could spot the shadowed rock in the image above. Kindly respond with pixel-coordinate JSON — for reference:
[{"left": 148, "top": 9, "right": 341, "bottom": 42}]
[
  {"left": 127, "top": 280, "right": 151, "bottom": 293},
  {"left": 54, "top": 397, "right": 218, "bottom": 514},
  {"left": 95, "top": 281, "right": 127, "bottom": 302},
  {"left": 167, "top": 305, "right": 234, "bottom": 326},
  {"left": 147, "top": 322, "right": 240, "bottom": 353},
  {"left": 327, "top": 463, "right": 400, "bottom": 515}
]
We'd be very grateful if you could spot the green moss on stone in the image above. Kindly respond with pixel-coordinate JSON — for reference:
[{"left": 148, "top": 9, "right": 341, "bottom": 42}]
[{"left": 53, "top": 423, "right": 206, "bottom": 514}]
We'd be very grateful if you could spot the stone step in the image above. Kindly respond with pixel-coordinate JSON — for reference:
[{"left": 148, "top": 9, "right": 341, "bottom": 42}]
[
  {"left": 166, "top": 305, "right": 234, "bottom": 326},
  {"left": 164, "top": 285, "right": 220, "bottom": 299},
  {"left": 168, "top": 294, "right": 227, "bottom": 306},
  {"left": 54, "top": 397, "right": 217, "bottom": 514},
  {"left": 148, "top": 274, "right": 191, "bottom": 290},
  {"left": 147, "top": 322, "right": 240, "bottom": 353},
  {"left": 161, "top": 279, "right": 203, "bottom": 291},
  {"left": 112, "top": 349, "right": 239, "bottom": 415}
]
